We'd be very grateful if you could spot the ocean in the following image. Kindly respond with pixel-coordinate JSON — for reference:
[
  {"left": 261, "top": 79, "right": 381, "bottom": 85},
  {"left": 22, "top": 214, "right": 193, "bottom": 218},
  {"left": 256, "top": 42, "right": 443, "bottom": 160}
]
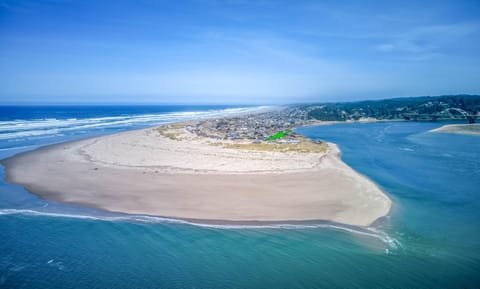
[{"left": 0, "top": 106, "right": 479, "bottom": 288}]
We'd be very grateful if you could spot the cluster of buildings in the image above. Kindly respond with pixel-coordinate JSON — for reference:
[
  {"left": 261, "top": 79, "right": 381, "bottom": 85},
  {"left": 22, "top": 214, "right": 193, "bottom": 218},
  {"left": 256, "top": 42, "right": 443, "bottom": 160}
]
[{"left": 186, "top": 107, "right": 309, "bottom": 142}]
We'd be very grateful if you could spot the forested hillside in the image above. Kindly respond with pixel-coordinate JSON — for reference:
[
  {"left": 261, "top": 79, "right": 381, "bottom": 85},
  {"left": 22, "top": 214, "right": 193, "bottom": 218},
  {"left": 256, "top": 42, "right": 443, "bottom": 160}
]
[{"left": 305, "top": 95, "right": 480, "bottom": 122}]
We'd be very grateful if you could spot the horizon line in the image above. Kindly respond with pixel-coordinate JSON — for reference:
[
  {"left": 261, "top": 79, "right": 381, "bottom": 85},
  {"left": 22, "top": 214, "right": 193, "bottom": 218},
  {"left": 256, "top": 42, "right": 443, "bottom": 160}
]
[{"left": 1, "top": 94, "right": 479, "bottom": 106}]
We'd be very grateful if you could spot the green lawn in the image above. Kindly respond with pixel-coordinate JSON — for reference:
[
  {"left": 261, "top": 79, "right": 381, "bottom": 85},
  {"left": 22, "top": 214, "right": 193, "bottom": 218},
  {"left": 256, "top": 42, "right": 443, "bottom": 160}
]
[{"left": 265, "top": 130, "right": 292, "bottom": 141}]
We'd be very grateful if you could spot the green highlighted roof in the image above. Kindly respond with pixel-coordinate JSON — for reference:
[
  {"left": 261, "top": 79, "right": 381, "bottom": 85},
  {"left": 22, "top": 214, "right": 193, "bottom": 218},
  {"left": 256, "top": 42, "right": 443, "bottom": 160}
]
[{"left": 265, "top": 130, "right": 292, "bottom": 141}]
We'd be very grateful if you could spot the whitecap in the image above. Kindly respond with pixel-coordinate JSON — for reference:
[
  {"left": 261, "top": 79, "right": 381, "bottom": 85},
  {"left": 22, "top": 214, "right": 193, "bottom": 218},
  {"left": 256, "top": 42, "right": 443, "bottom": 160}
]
[{"left": 399, "top": 147, "right": 414, "bottom": 152}]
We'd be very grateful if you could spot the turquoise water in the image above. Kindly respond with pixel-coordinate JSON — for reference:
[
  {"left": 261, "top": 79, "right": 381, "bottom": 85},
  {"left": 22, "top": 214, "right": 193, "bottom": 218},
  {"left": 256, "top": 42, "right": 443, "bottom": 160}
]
[{"left": 1, "top": 108, "right": 479, "bottom": 288}]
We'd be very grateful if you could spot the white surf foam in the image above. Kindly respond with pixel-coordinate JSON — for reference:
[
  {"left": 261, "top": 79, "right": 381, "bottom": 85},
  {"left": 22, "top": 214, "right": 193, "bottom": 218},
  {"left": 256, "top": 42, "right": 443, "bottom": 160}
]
[{"left": 0, "top": 208, "right": 400, "bottom": 249}]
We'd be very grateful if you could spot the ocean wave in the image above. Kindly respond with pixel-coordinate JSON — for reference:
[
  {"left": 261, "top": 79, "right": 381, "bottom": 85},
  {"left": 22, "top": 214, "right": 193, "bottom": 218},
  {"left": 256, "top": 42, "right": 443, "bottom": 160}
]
[
  {"left": 0, "top": 106, "right": 272, "bottom": 141},
  {"left": 0, "top": 145, "right": 38, "bottom": 152},
  {"left": 0, "top": 208, "right": 400, "bottom": 249}
]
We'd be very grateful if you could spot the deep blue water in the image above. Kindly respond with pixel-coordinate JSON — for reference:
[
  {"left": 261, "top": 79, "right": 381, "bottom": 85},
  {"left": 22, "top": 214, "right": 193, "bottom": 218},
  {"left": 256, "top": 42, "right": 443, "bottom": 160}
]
[{"left": 1, "top": 107, "right": 479, "bottom": 288}]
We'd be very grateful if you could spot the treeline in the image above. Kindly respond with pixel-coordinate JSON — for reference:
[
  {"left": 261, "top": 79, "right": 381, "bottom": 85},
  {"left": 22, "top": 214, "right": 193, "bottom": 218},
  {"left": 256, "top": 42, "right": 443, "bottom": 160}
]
[{"left": 305, "top": 95, "right": 480, "bottom": 121}]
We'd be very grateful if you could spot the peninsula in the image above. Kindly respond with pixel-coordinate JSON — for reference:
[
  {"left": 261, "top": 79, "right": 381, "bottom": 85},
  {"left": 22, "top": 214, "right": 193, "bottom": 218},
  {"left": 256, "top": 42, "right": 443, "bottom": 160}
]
[{"left": 2, "top": 109, "right": 392, "bottom": 227}]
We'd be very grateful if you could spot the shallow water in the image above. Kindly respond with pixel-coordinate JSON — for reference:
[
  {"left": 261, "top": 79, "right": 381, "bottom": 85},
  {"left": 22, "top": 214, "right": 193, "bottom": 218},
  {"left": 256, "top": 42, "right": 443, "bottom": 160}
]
[{"left": 1, "top": 107, "right": 479, "bottom": 288}]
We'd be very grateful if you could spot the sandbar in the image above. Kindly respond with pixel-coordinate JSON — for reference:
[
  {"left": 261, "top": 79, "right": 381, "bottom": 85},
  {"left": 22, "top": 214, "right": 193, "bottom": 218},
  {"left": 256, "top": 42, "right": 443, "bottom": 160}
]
[{"left": 430, "top": 123, "right": 480, "bottom": 135}]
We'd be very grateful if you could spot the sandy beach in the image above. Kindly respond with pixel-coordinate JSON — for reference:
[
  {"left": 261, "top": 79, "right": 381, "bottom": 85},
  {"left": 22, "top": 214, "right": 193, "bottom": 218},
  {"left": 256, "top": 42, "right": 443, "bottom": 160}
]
[{"left": 2, "top": 123, "right": 391, "bottom": 227}]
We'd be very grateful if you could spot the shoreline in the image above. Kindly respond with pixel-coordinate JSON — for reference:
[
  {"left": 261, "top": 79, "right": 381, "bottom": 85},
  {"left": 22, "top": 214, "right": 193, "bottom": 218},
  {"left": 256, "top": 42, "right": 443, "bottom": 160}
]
[
  {"left": 1, "top": 119, "right": 392, "bottom": 227},
  {"left": 0, "top": 208, "right": 389, "bottom": 235}
]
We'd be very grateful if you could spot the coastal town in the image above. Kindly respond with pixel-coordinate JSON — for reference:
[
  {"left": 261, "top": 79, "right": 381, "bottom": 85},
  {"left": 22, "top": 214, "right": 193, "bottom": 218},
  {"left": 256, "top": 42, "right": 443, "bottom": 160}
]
[
  {"left": 186, "top": 107, "right": 314, "bottom": 143},
  {"left": 154, "top": 106, "right": 327, "bottom": 154}
]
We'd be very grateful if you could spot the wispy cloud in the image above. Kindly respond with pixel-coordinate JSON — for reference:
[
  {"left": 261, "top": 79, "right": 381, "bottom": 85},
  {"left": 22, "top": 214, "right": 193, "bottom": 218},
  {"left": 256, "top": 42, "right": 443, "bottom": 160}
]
[{"left": 375, "top": 22, "right": 479, "bottom": 59}]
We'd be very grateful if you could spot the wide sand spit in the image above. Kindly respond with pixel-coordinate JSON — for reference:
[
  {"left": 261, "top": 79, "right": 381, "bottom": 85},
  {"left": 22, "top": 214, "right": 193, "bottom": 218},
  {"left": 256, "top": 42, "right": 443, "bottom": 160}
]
[{"left": 2, "top": 124, "right": 392, "bottom": 226}]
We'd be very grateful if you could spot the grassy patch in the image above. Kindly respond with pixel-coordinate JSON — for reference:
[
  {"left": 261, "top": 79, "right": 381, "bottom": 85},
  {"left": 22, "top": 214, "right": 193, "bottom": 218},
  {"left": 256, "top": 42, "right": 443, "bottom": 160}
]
[
  {"left": 154, "top": 125, "right": 182, "bottom": 140},
  {"left": 223, "top": 140, "right": 327, "bottom": 153}
]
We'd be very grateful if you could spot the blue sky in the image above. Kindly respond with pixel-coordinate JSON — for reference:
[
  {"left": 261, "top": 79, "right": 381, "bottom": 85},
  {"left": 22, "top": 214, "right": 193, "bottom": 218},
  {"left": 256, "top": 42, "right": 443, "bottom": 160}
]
[{"left": 0, "top": 0, "right": 479, "bottom": 104}]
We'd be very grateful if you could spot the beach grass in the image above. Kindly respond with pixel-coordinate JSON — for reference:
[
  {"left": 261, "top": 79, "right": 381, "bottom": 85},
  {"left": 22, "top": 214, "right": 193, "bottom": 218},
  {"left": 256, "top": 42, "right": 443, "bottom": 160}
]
[
  {"left": 154, "top": 125, "right": 183, "bottom": 140},
  {"left": 222, "top": 140, "right": 327, "bottom": 153}
]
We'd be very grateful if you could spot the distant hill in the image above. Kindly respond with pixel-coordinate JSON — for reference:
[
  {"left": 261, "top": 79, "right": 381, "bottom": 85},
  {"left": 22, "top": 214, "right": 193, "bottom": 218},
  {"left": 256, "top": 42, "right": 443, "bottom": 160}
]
[{"left": 303, "top": 95, "right": 480, "bottom": 123}]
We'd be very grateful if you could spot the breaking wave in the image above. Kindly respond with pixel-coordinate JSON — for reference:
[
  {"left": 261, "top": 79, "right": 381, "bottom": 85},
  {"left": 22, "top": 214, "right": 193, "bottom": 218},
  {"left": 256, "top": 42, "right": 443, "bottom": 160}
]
[{"left": 0, "top": 106, "right": 272, "bottom": 141}]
